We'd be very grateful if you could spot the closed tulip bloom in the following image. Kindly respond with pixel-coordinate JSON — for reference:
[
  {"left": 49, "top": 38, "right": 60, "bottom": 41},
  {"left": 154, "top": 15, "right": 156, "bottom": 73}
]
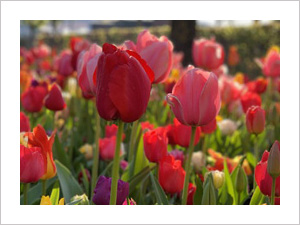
[
  {"left": 255, "top": 150, "right": 280, "bottom": 197},
  {"left": 26, "top": 125, "right": 56, "bottom": 180},
  {"left": 267, "top": 141, "right": 280, "bottom": 178},
  {"left": 192, "top": 38, "right": 225, "bottom": 70},
  {"left": 54, "top": 50, "right": 74, "bottom": 77},
  {"left": 246, "top": 105, "right": 265, "bottom": 135},
  {"left": 263, "top": 50, "right": 280, "bottom": 78},
  {"left": 77, "top": 44, "right": 102, "bottom": 98},
  {"left": 21, "top": 85, "right": 48, "bottom": 112},
  {"left": 128, "top": 30, "right": 173, "bottom": 83},
  {"left": 20, "top": 145, "right": 46, "bottom": 183},
  {"left": 171, "top": 118, "right": 201, "bottom": 147},
  {"left": 167, "top": 66, "right": 221, "bottom": 126},
  {"left": 20, "top": 112, "right": 30, "bottom": 132},
  {"left": 45, "top": 83, "right": 66, "bottom": 111},
  {"left": 99, "top": 136, "right": 124, "bottom": 161},
  {"left": 158, "top": 155, "right": 186, "bottom": 194},
  {"left": 93, "top": 176, "right": 129, "bottom": 205},
  {"left": 143, "top": 129, "right": 168, "bottom": 163},
  {"left": 70, "top": 37, "right": 90, "bottom": 70},
  {"left": 96, "top": 43, "right": 154, "bottom": 123},
  {"left": 240, "top": 91, "right": 262, "bottom": 113}
]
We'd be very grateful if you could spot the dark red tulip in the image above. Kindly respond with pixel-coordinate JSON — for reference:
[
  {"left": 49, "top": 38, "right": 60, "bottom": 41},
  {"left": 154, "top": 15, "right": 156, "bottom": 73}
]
[
  {"left": 246, "top": 106, "right": 265, "bottom": 135},
  {"left": 159, "top": 155, "right": 186, "bottom": 194},
  {"left": 21, "top": 85, "right": 48, "bottom": 113},
  {"left": 240, "top": 91, "right": 262, "bottom": 113},
  {"left": 143, "top": 129, "right": 168, "bottom": 163},
  {"left": 20, "top": 145, "right": 46, "bottom": 183},
  {"left": 172, "top": 118, "right": 201, "bottom": 148},
  {"left": 45, "top": 83, "right": 66, "bottom": 111},
  {"left": 263, "top": 50, "right": 280, "bottom": 78},
  {"left": 78, "top": 169, "right": 91, "bottom": 184},
  {"left": 20, "top": 112, "right": 30, "bottom": 132},
  {"left": 255, "top": 150, "right": 280, "bottom": 197},
  {"left": 187, "top": 183, "right": 196, "bottom": 205},
  {"left": 96, "top": 43, "right": 154, "bottom": 123},
  {"left": 54, "top": 50, "right": 74, "bottom": 77}
]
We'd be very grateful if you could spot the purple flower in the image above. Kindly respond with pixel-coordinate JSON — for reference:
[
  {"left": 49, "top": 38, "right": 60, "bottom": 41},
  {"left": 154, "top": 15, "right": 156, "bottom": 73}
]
[
  {"left": 169, "top": 149, "right": 185, "bottom": 165},
  {"left": 92, "top": 176, "right": 129, "bottom": 205}
]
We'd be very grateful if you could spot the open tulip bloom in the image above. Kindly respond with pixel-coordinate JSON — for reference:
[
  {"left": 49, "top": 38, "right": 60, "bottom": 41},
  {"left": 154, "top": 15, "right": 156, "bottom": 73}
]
[{"left": 19, "top": 23, "right": 280, "bottom": 207}]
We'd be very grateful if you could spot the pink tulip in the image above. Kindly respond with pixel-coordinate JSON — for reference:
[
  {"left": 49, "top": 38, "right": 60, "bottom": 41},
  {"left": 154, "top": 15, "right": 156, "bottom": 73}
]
[
  {"left": 192, "top": 38, "right": 225, "bottom": 70},
  {"left": 54, "top": 50, "right": 74, "bottom": 77},
  {"left": 166, "top": 66, "right": 221, "bottom": 126},
  {"left": 77, "top": 44, "right": 102, "bottom": 98},
  {"left": 124, "top": 30, "right": 173, "bottom": 84},
  {"left": 219, "top": 75, "right": 243, "bottom": 105},
  {"left": 263, "top": 50, "right": 280, "bottom": 78}
]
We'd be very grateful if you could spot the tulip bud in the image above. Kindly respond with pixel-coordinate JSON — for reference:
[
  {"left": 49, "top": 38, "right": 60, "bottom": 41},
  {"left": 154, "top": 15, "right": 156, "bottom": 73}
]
[
  {"left": 235, "top": 165, "right": 246, "bottom": 193},
  {"left": 202, "top": 173, "right": 216, "bottom": 205},
  {"left": 212, "top": 170, "right": 225, "bottom": 189},
  {"left": 70, "top": 194, "right": 89, "bottom": 205},
  {"left": 267, "top": 141, "right": 280, "bottom": 178},
  {"left": 246, "top": 105, "right": 265, "bottom": 135}
]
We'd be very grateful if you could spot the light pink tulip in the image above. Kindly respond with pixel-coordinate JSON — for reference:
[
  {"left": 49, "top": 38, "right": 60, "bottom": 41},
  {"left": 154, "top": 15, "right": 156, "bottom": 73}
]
[
  {"left": 166, "top": 66, "right": 221, "bottom": 126},
  {"left": 124, "top": 30, "right": 173, "bottom": 84},
  {"left": 77, "top": 44, "right": 102, "bottom": 98}
]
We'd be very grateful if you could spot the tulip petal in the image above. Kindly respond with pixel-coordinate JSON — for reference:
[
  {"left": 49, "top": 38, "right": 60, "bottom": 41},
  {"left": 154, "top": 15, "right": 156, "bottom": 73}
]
[{"left": 166, "top": 94, "right": 187, "bottom": 125}]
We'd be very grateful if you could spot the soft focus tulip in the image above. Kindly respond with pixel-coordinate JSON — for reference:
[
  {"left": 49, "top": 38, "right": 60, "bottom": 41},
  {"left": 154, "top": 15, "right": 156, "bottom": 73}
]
[
  {"left": 99, "top": 136, "right": 124, "bottom": 161},
  {"left": 26, "top": 125, "right": 56, "bottom": 180},
  {"left": 255, "top": 150, "right": 280, "bottom": 197},
  {"left": 105, "top": 124, "right": 125, "bottom": 140},
  {"left": 246, "top": 105, "right": 265, "bottom": 135},
  {"left": 171, "top": 118, "right": 201, "bottom": 147},
  {"left": 158, "top": 155, "right": 185, "bottom": 194},
  {"left": 79, "top": 143, "right": 93, "bottom": 160},
  {"left": 192, "top": 38, "right": 225, "bottom": 70},
  {"left": 201, "top": 118, "right": 217, "bottom": 134},
  {"left": 20, "top": 112, "right": 30, "bottom": 132},
  {"left": 45, "top": 83, "right": 66, "bottom": 111},
  {"left": 227, "top": 45, "right": 239, "bottom": 66},
  {"left": 263, "top": 50, "right": 280, "bottom": 78},
  {"left": 70, "top": 37, "right": 90, "bottom": 70},
  {"left": 267, "top": 141, "right": 280, "bottom": 178},
  {"left": 20, "top": 145, "right": 46, "bottom": 183},
  {"left": 92, "top": 176, "right": 129, "bottom": 205},
  {"left": 124, "top": 30, "right": 173, "bottom": 83},
  {"left": 219, "top": 75, "right": 243, "bottom": 105},
  {"left": 32, "top": 43, "right": 51, "bottom": 59},
  {"left": 120, "top": 160, "right": 128, "bottom": 171},
  {"left": 96, "top": 43, "right": 154, "bottom": 123},
  {"left": 140, "top": 121, "right": 154, "bottom": 132},
  {"left": 211, "top": 170, "right": 225, "bottom": 189},
  {"left": 240, "top": 91, "right": 262, "bottom": 113},
  {"left": 54, "top": 50, "right": 74, "bottom": 77},
  {"left": 70, "top": 194, "right": 89, "bottom": 205},
  {"left": 122, "top": 198, "right": 136, "bottom": 205},
  {"left": 187, "top": 183, "right": 196, "bottom": 205},
  {"left": 143, "top": 129, "right": 168, "bottom": 163},
  {"left": 191, "top": 151, "right": 206, "bottom": 172},
  {"left": 218, "top": 119, "right": 237, "bottom": 136},
  {"left": 247, "top": 78, "right": 268, "bottom": 94},
  {"left": 77, "top": 44, "right": 102, "bottom": 98},
  {"left": 166, "top": 66, "right": 221, "bottom": 126},
  {"left": 169, "top": 149, "right": 185, "bottom": 166},
  {"left": 21, "top": 85, "right": 48, "bottom": 112},
  {"left": 78, "top": 169, "right": 91, "bottom": 184},
  {"left": 40, "top": 195, "right": 64, "bottom": 205}
]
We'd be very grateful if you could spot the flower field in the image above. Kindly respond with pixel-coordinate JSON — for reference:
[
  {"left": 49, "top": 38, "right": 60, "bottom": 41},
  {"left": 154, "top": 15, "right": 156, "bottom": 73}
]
[{"left": 20, "top": 23, "right": 280, "bottom": 206}]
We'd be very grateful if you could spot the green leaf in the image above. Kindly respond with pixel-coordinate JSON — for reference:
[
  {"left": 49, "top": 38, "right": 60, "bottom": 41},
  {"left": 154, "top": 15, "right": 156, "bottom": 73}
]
[
  {"left": 129, "top": 165, "right": 155, "bottom": 195},
  {"left": 53, "top": 135, "right": 72, "bottom": 171},
  {"left": 66, "top": 199, "right": 82, "bottom": 205},
  {"left": 246, "top": 152, "right": 257, "bottom": 168},
  {"left": 55, "top": 160, "right": 83, "bottom": 203},
  {"left": 250, "top": 186, "right": 263, "bottom": 205},
  {"left": 224, "top": 160, "right": 236, "bottom": 205},
  {"left": 149, "top": 172, "right": 168, "bottom": 205},
  {"left": 80, "top": 164, "right": 90, "bottom": 197},
  {"left": 193, "top": 175, "right": 203, "bottom": 205},
  {"left": 50, "top": 181, "right": 60, "bottom": 205}
]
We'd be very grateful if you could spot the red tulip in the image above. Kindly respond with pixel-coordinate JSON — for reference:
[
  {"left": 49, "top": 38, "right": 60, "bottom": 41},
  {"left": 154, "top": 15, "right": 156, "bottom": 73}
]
[
  {"left": 227, "top": 45, "right": 239, "bottom": 66},
  {"left": 247, "top": 78, "right": 268, "bottom": 94},
  {"left": 219, "top": 75, "right": 242, "bottom": 105},
  {"left": 246, "top": 106, "right": 265, "bottom": 135},
  {"left": 201, "top": 118, "right": 217, "bottom": 134},
  {"left": 77, "top": 44, "right": 102, "bottom": 98},
  {"left": 20, "top": 145, "right": 46, "bottom": 183},
  {"left": 21, "top": 85, "right": 48, "bottom": 113},
  {"left": 99, "top": 136, "right": 123, "bottom": 161},
  {"left": 171, "top": 118, "right": 201, "bottom": 148},
  {"left": 140, "top": 121, "right": 154, "bottom": 131},
  {"left": 263, "top": 50, "right": 280, "bottom": 78},
  {"left": 240, "top": 91, "right": 261, "bottom": 113},
  {"left": 70, "top": 37, "right": 90, "bottom": 70},
  {"left": 255, "top": 150, "right": 280, "bottom": 197},
  {"left": 166, "top": 66, "right": 221, "bottom": 126},
  {"left": 45, "top": 83, "right": 66, "bottom": 111},
  {"left": 158, "top": 155, "right": 186, "bottom": 194},
  {"left": 124, "top": 30, "right": 173, "bottom": 83},
  {"left": 20, "top": 112, "right": 30, "bottom": 132},
  {"left": 143, "top": 129, "right": 168, "bottom": 163},
  {"left": 54, "top": 50, "right": 74, "bottom": 77},
  {"left": 169, "top": 149, "right": 185, "bottom": 166},
  {"left": 105, "top": 124, "right": 125, "bottom": 140},
  {"left": 78, "top": 169, "right": 91, "bottom": 184},
  {"left": 32, "top": 43, "right": 51, "bottom": 59},
  {"left": 187, "top": 183, "right": 196, "bottom": 205},
  {"left": 192, "top": 38, "right": 225, "bottom": 70},
  {"left": 96, "top": 43, "right": 154, "bottom": 123}
]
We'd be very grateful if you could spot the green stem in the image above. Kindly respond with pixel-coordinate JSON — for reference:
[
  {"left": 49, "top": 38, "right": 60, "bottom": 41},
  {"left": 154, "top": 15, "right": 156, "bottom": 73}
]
[
  {"left": 128, "top": 121, "right": 138, "bottom": 179},
  {"left": 238, "top": 192, "right": 241, "bottom": 205},
  {"left": 181, "top": 126, "right": 197, "bottom": 205},
  {"left": 42, "top": 180, "right": 47, "bottom": 196},
  {"left": 253, "top": 134, "right": 259, "bottom": 189},
  {"left": 271, "top": 177, "right": 276, "bottom": 205},
  {"left": 91, "top": 113, "right": 101, "bottom": 201},
  {"left": 23, "top": 183, "right": 29, "bottom": 205},
  {"left": 109, "top": 120, "right": 124, "bottom": 205}
]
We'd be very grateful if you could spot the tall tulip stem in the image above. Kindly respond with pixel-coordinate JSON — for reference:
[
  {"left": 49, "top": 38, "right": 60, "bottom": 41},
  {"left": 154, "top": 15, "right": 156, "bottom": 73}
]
[
  {"left": 271, "top": 177, "right": 276, "bottom": 205},
  {"left": 42, "top": 180, "right": 47, "bottom": 196},
  {"left": 91, "top": 113, "right": 101, "bottom": 201},
  {"left": 128, "top": 120, "right": 138, "bottom": 179},
  {"left": 23, "top": 183, "right": 29, "bottom": 205},
  {"left": 109, "top": 120, "right": 124, "bottom": 205},
  {"left": 182, "top": 126, "right": 197, "bottom": 205}
]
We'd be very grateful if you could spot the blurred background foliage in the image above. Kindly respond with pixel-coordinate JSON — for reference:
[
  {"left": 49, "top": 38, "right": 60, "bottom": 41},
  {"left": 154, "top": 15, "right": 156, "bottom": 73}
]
[{"left": 21, "top": 20, "right": 279, "bottom": 78}]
